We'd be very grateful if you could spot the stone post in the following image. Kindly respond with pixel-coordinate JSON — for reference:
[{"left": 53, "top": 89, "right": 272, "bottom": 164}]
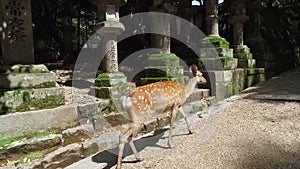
[
  {"left": 205, "top": 0, "right": 219, "bottom": 36},
  {"left": 0, "top": 0, "right": 34, "bottom": 64},
  {"left": 198, "top": 0, "right": 239, "bottom": 100}
]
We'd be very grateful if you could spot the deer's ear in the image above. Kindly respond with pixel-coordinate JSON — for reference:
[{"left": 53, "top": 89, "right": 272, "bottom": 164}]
[{"left": 189, "top": 64, "right": 198, "bottom": 75}]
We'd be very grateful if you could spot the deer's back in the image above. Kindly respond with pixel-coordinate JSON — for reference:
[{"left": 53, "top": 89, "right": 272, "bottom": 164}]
[{"left": 128, "top": 81, "right": 184, "bottom": 113}]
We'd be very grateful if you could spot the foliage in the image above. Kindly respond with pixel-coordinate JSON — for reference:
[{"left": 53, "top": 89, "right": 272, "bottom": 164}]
[
  {"left": 265, "top": 0, "right": 298, "bottom": 7},
  {"left": 32, "top": 0, "right": 98, "bottom": 59}
]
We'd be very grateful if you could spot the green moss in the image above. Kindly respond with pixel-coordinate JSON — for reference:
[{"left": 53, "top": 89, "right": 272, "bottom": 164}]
[
  {"left": 97, "top": 72, "right": 126, "bottom": 80},
  {"left": 219, "top": 56, "right": 232, "bottom": 61},
  {"left": 8, "top": 81, "right": 56, "bottom": 91},
  {"left": 17, "top": 146, "right": 59, "bottom": 164},
  {"left": 148, "top": 53, "right": 178, "bottom": 60},
  {"left": 5, "top": 68, "right": 49, "bottom": 75},
  {"left": 247, "top": 53, "right": 253, "bottom": 60},
  {"left": 32, "top": 81, "right": 56, "bottom": 89},
  {"left": 203, "top": 36, "right": 230, "bottom": 48},
  {"left": 0, "top": 130, "right": 60, "bottom": 149},
  {"left": 15, "top": 95, "right": 65, "bottom": 112}
]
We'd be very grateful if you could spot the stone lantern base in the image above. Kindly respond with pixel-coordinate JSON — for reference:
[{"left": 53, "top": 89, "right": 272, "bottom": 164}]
[
  {"left": 197, "top": 36, "right": 265, "bottom": 100},
  {"left": 93, "top": 72, "right": 131, "bottom": 99},
  {"left": 141, "top": 53, "right": 188, "bottom": 85}
]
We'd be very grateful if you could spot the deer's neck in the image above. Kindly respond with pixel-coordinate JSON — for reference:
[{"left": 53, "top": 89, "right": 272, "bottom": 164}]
[{"left": 183, "top": 77, "right": 198, "bottom": 100}]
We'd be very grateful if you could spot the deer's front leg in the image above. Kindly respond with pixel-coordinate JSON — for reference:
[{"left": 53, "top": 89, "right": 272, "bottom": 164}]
[
  {"left": 117, "top": 125, "right": 136, "bottom": 169},
  {"left": 128, "top": 137, "right": 143, "bottom": 161},
  {"left": 167, "top": 106, "right": 179, "bottom": 148}
]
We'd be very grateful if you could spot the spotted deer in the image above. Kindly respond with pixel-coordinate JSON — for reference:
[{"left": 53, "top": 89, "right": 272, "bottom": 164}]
[{"left": 116, "top": 64, "right": 207, "bottom": 169}]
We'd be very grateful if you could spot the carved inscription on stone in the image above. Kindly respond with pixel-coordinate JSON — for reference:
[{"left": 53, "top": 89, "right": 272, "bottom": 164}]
[{"left": 5, "top": 0, "right": 26, "bottom": 41}]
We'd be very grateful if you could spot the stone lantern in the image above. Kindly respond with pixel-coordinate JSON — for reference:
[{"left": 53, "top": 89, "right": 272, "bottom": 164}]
[
  {"left": 91, "top": 0, "right": 130, "bottom": 100},
  {"left": 227, "top": 0, "right": 256, "bottom": 69}
]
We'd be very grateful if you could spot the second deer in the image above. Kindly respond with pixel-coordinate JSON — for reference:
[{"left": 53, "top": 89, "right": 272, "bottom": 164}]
[{"left": 116, "top": 64, "right": 207, "bottom": 169}]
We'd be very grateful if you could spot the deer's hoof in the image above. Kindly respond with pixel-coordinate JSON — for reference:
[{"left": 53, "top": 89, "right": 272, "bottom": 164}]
[
  {"left": 136, "top": 157, "right": 144, "bottom": 162},
  {"left": 167, "top": 142, "right": 174, "bottom": 149},
  {"left": 188, "top": 130, "right": 193, "bottom": 135}
]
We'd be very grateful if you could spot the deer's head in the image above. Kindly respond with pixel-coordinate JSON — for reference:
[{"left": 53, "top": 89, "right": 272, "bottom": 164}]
[{"left": 190, "top": 64, "right": 207, "bottom": 84}]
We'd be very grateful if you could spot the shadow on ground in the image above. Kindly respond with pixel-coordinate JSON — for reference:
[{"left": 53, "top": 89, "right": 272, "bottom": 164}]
[
  {"left": 236, "top": 140, "right": 300, "bottom": 169},
  {"left": 91, "top": 129, "right": 169, "bottom": 168},
  {"left": 242, "top": 67, "right": 300, "bottom": 98}
]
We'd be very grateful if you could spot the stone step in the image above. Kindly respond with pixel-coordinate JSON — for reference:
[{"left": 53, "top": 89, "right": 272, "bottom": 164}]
[
  {"left": 198, "top": 57, "right": 238, "bottom": 70},
  {"left": 0, "top": 105, "right": 79, "bottom": 140},
  {"left": 199, "top": 48, "right": 233, "bottom": 58},
  {"left": 0, "top": 87, "right": 65, "bottom": 113}
]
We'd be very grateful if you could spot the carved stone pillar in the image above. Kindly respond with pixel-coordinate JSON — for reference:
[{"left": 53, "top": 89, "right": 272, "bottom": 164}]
[
  {"left": 205, "top": 0, "right": 219, "bottom": 36},
  {"left": 0, "top": 0, "right": 34, "bottom": 64}
]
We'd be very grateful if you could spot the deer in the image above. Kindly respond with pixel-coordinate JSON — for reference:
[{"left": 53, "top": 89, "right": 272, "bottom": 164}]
[{"left": 116, "top": 64, "right": 207, "bottom": 169}]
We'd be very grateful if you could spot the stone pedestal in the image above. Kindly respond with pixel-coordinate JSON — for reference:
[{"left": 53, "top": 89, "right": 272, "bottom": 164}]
[
  {"left": 0, "top": 65, "right": 65, "bottom": 114},
  {"left": 0, "top": 0, "right": 34, "bottom": 64},
  {"left": 141, "top": 53, "right": 187, "bottom": 85},
  {"left": 199, "top": 36, "right": 237, "bottom": 71}
]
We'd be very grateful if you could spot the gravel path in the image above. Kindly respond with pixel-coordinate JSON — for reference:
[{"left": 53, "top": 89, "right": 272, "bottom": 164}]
[{"left": 117, "top": 98, "right": 300, "bottom": 169}]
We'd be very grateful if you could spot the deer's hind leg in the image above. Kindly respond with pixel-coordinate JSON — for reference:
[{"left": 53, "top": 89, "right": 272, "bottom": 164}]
[
  {"left": 117, "top": 123, "right": 143, "bottom": 169},
  {"left": 179, "top": 106, "right": 192, "bottom": 134},
  {"left": 167, "top": 105, "right": 179, "bottom": 148}
]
